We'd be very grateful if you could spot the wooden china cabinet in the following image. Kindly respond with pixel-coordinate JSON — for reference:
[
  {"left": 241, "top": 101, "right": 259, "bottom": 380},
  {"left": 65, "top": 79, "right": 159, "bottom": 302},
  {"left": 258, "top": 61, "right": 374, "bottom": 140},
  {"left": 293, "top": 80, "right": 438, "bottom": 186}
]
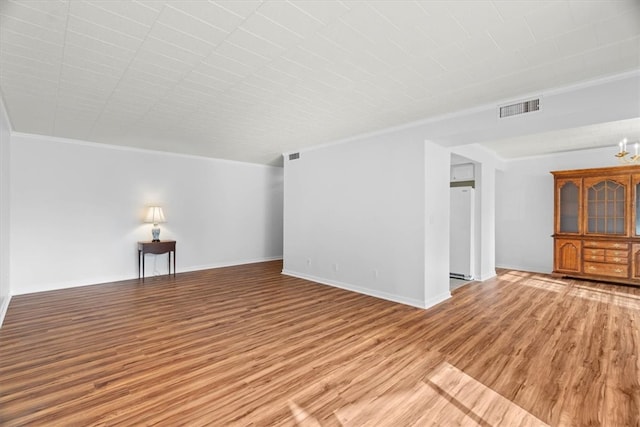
[{"left": 552, "top": 165, "right": 640, "bottom": 286}]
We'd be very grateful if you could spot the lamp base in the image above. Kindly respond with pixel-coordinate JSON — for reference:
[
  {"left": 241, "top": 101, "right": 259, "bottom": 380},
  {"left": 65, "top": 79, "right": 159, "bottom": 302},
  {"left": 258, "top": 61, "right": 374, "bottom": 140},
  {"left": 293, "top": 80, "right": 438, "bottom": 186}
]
[{"left": 151, "top": 225, "right": 161, "bottom": 242}]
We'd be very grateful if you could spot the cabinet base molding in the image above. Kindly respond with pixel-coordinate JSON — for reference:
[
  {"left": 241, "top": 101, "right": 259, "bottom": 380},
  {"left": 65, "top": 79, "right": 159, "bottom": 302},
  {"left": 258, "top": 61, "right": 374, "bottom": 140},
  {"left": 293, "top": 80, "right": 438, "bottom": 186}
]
[{"left": 552, "top": 271, "right": 640, "bottom": 287}]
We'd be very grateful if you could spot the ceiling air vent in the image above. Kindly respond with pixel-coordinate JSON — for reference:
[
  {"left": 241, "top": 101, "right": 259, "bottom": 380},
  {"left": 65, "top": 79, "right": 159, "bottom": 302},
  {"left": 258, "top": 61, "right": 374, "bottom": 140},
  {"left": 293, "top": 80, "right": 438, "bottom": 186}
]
[
  {"left": 499, "top": 98, "right": 540, "bottom": 118},
  {"left": 288, "top": 152, "right": 300, "bottom": 160}
]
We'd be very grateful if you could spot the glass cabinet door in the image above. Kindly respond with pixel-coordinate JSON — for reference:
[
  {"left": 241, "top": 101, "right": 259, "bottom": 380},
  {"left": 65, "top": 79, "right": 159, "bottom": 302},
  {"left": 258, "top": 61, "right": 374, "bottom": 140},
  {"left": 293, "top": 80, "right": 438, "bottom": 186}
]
[
  {"left": 584, "top": 176, "right": 629, "bottom": 236},
  {"left": 557, "top": 179, "right": 581, "bottom": 234},
  {"left": 633, "top": 175, "right": 640, "bottom": 236}
]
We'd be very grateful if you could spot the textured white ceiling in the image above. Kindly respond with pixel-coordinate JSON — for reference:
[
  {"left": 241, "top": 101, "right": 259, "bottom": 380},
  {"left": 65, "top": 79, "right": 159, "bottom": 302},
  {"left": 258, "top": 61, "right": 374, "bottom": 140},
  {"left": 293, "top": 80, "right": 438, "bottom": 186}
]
[
  {"left": 0, "top": 0, "right": 639, "bottom": 165},
  {"left": 483, "top": 117, "right": 640, "bottom": 158}
]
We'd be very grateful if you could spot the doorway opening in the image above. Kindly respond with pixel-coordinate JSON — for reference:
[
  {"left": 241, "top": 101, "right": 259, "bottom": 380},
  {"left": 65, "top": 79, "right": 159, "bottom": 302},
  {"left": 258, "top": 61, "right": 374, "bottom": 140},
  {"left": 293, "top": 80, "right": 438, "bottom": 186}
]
[{"left": 450, "top": 154, "right": 478, "bottom": 290}]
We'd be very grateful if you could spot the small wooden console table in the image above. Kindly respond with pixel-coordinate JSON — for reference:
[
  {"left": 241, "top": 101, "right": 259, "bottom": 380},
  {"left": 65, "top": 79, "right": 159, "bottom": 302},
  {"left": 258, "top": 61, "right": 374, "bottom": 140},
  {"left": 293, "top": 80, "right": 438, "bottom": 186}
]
[{"left": 138, "top": 240, "right": 176, "bottom": 280}]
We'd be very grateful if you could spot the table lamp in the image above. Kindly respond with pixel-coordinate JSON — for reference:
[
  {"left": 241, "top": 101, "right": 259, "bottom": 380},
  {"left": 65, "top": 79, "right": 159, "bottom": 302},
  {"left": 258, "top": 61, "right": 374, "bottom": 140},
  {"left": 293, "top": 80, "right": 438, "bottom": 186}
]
[{"left": 144, "top": 206, "right": 166, "bottom": 242}]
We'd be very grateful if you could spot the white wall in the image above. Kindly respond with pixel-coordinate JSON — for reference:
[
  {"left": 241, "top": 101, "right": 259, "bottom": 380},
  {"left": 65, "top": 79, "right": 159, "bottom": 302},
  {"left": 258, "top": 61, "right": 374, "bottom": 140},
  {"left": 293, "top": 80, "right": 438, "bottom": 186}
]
[
  {"left": 10, "top": 133, "right": 283, "bottom": 295},
  {"left": 476, "top": 164, "right": 497, "bottom": 280},
  {"left": 496, "top": 146, "right": 619, "bottom": 273},
  {"left": 0, "top": 98, "right": 11, "bottom": 325},
  {"left": 424, "top": 142, "right": 451, "bottom": 305},
  {"left": 283, "top": 131, "right": 450, "bottom": 309}
]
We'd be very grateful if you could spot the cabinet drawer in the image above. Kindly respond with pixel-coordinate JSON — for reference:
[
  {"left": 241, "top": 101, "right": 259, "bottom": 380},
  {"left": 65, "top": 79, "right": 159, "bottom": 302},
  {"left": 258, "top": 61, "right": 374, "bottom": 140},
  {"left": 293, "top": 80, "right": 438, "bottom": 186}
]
[
  {"left": 584, "top": 248, "right": 605, "bottom": 257},
  {"left": 605, "top": 256, "right": 628, "bottom": 264},
  {"left": 583, "top": 241, "right": 629, "bottom": 250},
  {"left": 605, "top": 249, "right": 628, "bottom": 258},
  {"left": 583, "top": 262, "right": 629, "bottom": 278},
  {"left": 585, "top": 254, "right": 605, "bottom": 262},
  {"left": 584, "top": 248, "right": 605, "bottom": 256},
  {"left": 604, "top": 249, "right": 629, "bottom": 264}
]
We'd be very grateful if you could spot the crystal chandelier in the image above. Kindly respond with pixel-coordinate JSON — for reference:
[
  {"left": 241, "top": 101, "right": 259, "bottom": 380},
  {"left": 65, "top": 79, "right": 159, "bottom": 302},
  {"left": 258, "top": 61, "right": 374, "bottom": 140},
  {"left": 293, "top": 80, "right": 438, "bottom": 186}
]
[{"left": 615, "top": 138, "right": 640, "bottom": 164}]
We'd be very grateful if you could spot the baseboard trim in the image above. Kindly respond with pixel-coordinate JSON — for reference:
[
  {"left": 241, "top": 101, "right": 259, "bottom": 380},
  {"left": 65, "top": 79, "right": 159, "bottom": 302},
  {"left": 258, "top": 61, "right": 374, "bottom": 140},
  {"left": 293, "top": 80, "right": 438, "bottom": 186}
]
[
  {"left": 180, "top": 256, "right": 283, "bottom": 274},
  {"left": 477, "top": 271, "right": 498, "bottom": 281},
  {"left": 282, "top": 269, "right": 450, "bottom": 310},
  {"left": 12, "top": 274, "right": 135, "bottom": 295},
  {"left": 424, "top": 290, "right": 452, "bottom": 309},
  {"left": 12, "top": 257, "right": 284, "bottom": 296},
  {"left": 494, "top": 264, "right": 549, "bottom": 275},
  {"left": 0, "top": 295, "right": 12, "bottom": 328}
]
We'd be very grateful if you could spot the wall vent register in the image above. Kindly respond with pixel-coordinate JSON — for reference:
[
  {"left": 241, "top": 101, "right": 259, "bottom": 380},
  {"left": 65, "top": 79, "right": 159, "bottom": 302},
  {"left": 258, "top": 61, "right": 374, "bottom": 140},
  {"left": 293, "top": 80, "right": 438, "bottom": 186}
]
[{"left": 499, "top": 98, "right": 540, "bottom": 118}]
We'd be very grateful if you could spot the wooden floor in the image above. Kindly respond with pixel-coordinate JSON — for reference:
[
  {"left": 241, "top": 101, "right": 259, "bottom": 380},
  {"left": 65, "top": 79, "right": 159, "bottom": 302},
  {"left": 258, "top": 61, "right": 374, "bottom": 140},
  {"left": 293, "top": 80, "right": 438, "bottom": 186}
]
[{"left": 1, "top": 261, "right": 639, "bottom": 426}]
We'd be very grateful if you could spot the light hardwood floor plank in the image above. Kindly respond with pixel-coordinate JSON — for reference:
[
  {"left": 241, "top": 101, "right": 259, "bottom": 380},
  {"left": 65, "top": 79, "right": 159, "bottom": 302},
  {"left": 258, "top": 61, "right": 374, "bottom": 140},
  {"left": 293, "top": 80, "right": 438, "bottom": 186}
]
[{"left": 1, "top": 262, "right": 639, "bottom": 426}]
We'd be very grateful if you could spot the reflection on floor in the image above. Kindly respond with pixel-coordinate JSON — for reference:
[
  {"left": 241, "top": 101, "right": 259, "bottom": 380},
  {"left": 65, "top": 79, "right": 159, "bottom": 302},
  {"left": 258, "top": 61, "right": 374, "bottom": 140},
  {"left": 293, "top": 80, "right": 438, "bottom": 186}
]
[{"left": 292, "top": 362, "right": 549, "bottom": 426}]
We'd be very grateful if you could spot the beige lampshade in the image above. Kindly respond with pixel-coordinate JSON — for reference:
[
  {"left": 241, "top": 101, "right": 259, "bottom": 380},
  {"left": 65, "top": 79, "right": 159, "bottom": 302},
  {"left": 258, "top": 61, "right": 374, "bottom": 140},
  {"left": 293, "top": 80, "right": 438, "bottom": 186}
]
[{"left": 144, "top": 206, "right": 166, "bottom": 225}]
